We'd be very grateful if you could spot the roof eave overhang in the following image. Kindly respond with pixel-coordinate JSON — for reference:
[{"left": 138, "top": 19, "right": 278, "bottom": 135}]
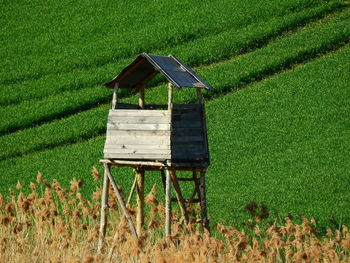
[{"left": 103, "top": 53, "right": 214, "bottom": 90}]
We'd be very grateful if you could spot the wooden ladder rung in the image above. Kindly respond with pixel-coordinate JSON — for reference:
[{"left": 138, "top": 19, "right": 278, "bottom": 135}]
[
  {"left": 171, "top": 198, "right": 200, "bottom": 203},
  {"left": 177, "top": 178, "right": 194, "bottom": 182}
]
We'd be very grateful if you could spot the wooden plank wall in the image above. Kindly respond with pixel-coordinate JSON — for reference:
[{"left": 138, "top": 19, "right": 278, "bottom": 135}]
[
  {"left": 104, "top": 104, "right": 208, "bottom": 161},
  {"left": 104, "top": 109, "right": 171, "bottom": 160},
  {"left": 171, "top": 104, "right": 208, "bottom": 160}
]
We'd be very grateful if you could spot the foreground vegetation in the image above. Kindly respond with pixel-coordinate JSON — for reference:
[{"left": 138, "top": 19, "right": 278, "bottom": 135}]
[{"left": 1, "top": 175, "right": 350, "bottom": 262}]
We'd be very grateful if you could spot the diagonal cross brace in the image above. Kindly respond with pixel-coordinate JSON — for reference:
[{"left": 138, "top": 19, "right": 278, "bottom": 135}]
[{"left": 104, "top": 163, "right": 138, "bottom": 238}]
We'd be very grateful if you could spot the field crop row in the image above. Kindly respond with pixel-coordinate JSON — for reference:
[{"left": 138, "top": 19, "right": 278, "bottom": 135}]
[
  {"left": 0, "top": 86, "right": 110, "bottom": 136},
  {"left": 0, "top": 1, "right": 344, "bottom": 106},
  {"left": 0, "top": 10, "right": 348, "bottom": 159},
  {"left": 1, "top": 46, "right": 348, "bottom": 230},
  {"left": 0, "top": 0, "right": 334, "bottom": 85}
]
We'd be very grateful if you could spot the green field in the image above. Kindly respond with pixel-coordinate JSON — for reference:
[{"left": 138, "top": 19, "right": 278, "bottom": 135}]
[{"left": 1, "top": 0, "right": 349, "bottom": 231}]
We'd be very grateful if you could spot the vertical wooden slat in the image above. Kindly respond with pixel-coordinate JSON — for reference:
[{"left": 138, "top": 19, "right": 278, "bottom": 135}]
[
  {"left": 136, "top": 168, "right": 145, "bottom": 235},
  {"left": 201, "top": 103, "right": 210, "bottom": 159},
  {"left": 160, "top": 169, "right": 166, "bottom": 194},
  {"left": 165, "top": 168, "right": 172, "bottom": 236},
  {"left": 126, "top": 174, "right": 138, "bottom": 207},
  {"left": 111, "top": 83, "right": 119, "bottom": 109},
  {"left": 170, "top": 169, "right": 189, "bottom": 225},
  {"left": 97, "top": 167, "right": 110, "bottom": 253},
  {"left": 168, "top": 82, "right": 173, "bottom": 161},
  {"left": 139, "top": 85, "right": 145, "bottom": 109},
  {"left": 104, "top": 163, "right": 138, "bottom": 238},
  {"left": 199, "top": 170, "right": 209, "bottom": 232},
  {"left": 168, "top": 83, "right": 173, "bottom": 111}
]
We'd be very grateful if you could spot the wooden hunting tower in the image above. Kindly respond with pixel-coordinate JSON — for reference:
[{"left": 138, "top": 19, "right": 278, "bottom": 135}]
[{"left": 98, "top": 53, "right": 213, "bottom": 252}]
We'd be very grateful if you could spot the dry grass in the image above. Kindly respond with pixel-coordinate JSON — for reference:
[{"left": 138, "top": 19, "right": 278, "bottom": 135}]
[{"left": 1, "top": 169, "right": 349, "bottom": 263}]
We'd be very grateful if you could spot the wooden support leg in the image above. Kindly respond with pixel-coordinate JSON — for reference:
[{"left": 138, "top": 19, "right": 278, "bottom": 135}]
[
  {"left": 199, "top": 171, "right": 209, "bottom": 232},
  {"left": 136, "top": 168, "right": 145, "bottom": 236},
  {"left": 160, "top": 169, "right": 166, "bottom": 194},
  {"left": 97, "top": 166, "right": 110, "bottom": 253},
  {"left": 126, "top": 173, "right": 138, "bottom": 208},
  {"left": 165, "top": 168, "right": 172, "bottom": 236},
  {"left": 188, "top": 171, "right": 200, "bottom": 204},
  {"left": 104, "top": 163, "right": 138, "bottom": 238},
  {"left": 169, "top": 169, "right": 189, "bottom": 225}
]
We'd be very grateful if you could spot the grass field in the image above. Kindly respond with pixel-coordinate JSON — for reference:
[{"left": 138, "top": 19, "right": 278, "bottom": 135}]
[{"left": 0, "top": 0, "right": 349, "bottom": 233}]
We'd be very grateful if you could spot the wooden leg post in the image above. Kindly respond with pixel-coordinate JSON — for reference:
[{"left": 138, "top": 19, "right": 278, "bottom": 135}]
[
  {"left": 136, "top": 168, "right": 145, "bottom": 236},
  {"left": 165, "top": 168, "right": 172, "bottom": 236},
  {"left": 170, "top": 169, "right": 189, "bottom": 225},
  {"left": 199, "top": 170, "right": 209, "bottom": 232},
  {"left": 98, "top": 165, "right": 110, "bottom": 253},
  {"left": 188, "top": 171, "right": 200, "bottom": 204},
  {"left": 160, "top": 169, "right": 166, "bottom": 194},
  {"left": 126, "top": 173, "right": 138, "bottom": 208},
  {"left": 104, "top": 163, "right": 138, "bottom": 238}
]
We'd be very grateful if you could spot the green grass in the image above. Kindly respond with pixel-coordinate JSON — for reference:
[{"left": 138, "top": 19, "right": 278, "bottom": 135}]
[
  {"left": 1, "top": 45, "right": 349, "bottom": 231},
  {"left": 206, "top": 46, "right": 350, "bottom": 230},
  {"left": 0, "top": 0, "right": 332, "bottom": 85},
  {"left": 0, "top": 9, "right": 348, "bottom": 159},
  {"left": 0, "top": 1, "right": 344, "bottom": 106}
]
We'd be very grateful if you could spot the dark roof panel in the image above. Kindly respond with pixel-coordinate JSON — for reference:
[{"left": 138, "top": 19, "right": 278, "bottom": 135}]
[{"left": 104, "top": 53, "right": 213, "bottom": 90}]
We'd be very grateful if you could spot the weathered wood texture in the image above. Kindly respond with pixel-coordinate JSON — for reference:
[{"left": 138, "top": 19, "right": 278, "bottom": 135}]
[
  {"left": 97, "top": 168, "right": 110, "bottom": 253},
  {"left": 136, "top": 169, "right": 145, "bottom": 235},
  {"left": 169, "top": 169, "right": 189, "bottom": 224},
  {"left": 104, "top": 104, "right": 209, "bottom": 161},
  {"left": 104, "top": 163, "right": 138, "bottom": 238},
  {"left": 165, "top": 169, "right": 172, "bottom": 236},
  {"left": 104, "top": 109, "right": 171, "bottom": 160},
  {"left": 199, "top": 171, "right": 209, "bottom": 231}
]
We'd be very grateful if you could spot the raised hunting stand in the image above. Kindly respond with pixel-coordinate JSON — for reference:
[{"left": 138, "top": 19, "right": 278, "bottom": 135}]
[{"left": 98, "top": 53, "right": 213, "bottom": 252}]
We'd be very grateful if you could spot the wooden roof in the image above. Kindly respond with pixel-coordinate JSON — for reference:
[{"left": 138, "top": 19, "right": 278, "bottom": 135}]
[{"left": 103, "top": 53, "right": 213, "bottom": 90}]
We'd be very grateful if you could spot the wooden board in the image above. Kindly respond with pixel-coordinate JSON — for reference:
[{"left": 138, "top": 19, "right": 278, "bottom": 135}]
[
  {"left": 172, "top": 128, "right": 203, "bottom": 136},
  {"left": 173, "top": 104, "right": 200, "bottom": 110},
  {"left": 104, "top": 153, "right": 170, "bottom": 159},
  {"left": 172, "top": 136, "right": 204, "bottom": 143},
  {"left": 104, "top": 144, "right": 170, "bottom": 150},
  {"left": 172, "top": 121, "right": 201, "bottom": 128},
  {"left": 108, "top": 116, "right": 170, "bottom": 124},
  {"left": 108, "top": 109, "right": 169, "bottom": 117},
  {"left": 104, "top": 148, "right": 170, "bottom": 154},
  {"left": 105, "top": 135, "right": 170, "bottom": 145},
  {"left": 107, "top": 130, "right": 170, "bottom": 136},
  {"left": 107, "top": 123, "right": 170, "bottom": 131}
]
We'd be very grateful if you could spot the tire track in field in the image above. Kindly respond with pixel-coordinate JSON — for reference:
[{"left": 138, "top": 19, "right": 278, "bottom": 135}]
[
  {"left": 203, "top": 39, "right": 350, "bottom": 101},
  {"left": 0, "top": 2, "right": 345, "bottom": 107}
]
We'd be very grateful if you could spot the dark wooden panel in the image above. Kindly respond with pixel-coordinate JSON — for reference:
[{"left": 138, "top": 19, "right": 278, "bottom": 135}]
[
  {"left": 172, "top": 128, "right": 203, "bottom": 136},
  {"left": 172, "top": 121, "right": 201, "bottom": 128}
]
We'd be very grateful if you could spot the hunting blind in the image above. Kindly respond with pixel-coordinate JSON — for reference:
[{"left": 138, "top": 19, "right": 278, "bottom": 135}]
[{"left": 98, "top": 53, "right": 213, "bottom": 252}]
